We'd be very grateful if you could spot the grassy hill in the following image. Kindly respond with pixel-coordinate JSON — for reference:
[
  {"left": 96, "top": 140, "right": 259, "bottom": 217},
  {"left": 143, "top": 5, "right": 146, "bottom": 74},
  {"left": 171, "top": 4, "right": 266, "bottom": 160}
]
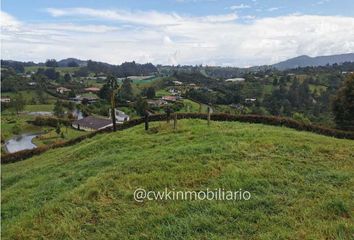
[{"left": 2, "top": 119, "right": 354, "bottom": 239}]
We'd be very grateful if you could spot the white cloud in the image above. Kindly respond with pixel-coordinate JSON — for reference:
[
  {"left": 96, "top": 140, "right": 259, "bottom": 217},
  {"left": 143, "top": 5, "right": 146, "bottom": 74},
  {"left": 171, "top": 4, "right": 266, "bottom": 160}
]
[
  {"left": 0, "top": 11, "right": 21, "bottom": 31},
  {"left": 230, "top": 4, "right": 251, "bottom": 10},
  {"left": 1, "top": 9, "right": 354, "bottom": 67},
  {"left": 46, "top": 8, "right": 237, "bottom": 26},
  {"left": 267, "top": 7, "right": 280, "bottom": 12},
  {"left": 316, "top": 0, "right": 331, "bottom": 5},
  {"left": 242, "top": 15, "right": 256, "bottom": 20}
]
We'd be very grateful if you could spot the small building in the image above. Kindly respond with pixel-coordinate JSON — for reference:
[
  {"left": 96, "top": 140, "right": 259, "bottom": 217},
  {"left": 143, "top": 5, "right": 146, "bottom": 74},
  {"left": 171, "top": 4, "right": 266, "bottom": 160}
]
[
  {"left": 71, "top": 95, "right": 99, "bottom": 104},
  {"left": 169, "top": 88, "right": 181, "bottom": 96},
  {"left": 84, "top": 87, "right": 100, "bottom": 93},
  {"left": 28, "top": 82, "right": 37, "bottom": 86},
  {"left": 225, "top": 78, "right": 245, "bottom": 82},
  {"left": 56, "top": 87, "right": 71, "bottom": 94},
  {"left": 72, "top": 116, "right": 113, "bottom": 131},
  {"left": 245, "top": 98, "right": 257, "bottom": 103},
  {"left": 1, "top": 97, "right": 11, "bottom": 103},
  {"left": 116, "top": 110, "right": 130, "bottom": 123},
  {"left": 172, "top": 81, "right": 183, "bottom": 85},
  {"left": 147, "top": 99, "right": 168, "bottom": 108},
  {"left": 162, "top": 96, "right": 177, "bottom": 102},
  {"left": 109, "top": 109, "right": 130, "bottom": 123}
]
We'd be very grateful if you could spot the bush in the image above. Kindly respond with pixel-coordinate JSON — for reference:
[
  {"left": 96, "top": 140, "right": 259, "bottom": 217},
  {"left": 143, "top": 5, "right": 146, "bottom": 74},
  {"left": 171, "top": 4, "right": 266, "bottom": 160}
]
[
  {"left": 30, "top": 116, "right": 72, "bottom": 127},
  {"left": 12, "top": 124, "right": 21, "bottom": 135},
  {"left": 293, "top": 113, "right": 311, "bottom": 125}
]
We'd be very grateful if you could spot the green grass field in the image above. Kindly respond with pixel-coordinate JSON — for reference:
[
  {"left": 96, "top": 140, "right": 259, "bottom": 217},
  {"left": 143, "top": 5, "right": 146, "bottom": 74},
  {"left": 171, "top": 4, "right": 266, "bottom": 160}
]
[
  {"left": 25, "top": 66, "right": 80, "bottom": 74},
  {"left": 32, "top": 127, "right": 88, "bottom": 146},
  {"left": 178, "top": 99, "right": 208, "bottom": 113},
  {"left": 156, "top": 89, "right": 170, "bottom": 97},
  {"left": 1, "top": 120, "right": 353, "bottom": 239},
  {"left": 24, "top": 104, "right": 54, "bottom": 112},
  {"left": 3, "top": 90, "right": 56, "bottom": 103}
]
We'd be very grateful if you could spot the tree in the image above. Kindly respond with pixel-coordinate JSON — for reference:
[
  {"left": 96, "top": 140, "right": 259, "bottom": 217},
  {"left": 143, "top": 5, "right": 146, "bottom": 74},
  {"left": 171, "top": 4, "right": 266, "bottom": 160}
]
[
  {"left": 68, "top": 90, "right": 76, "bottom": 98},
  {"left": 53, "top": 100, "right": 65, "bottom": 118},
  {"left": 107, "top": 75, "right": 118, "bottom": 131},
  {"left": 298, "top": 79, "right": 312, "bottom": 108},
  {"left": 67, "top": 101, "right": 75, "bottom": 111},
  {"left": 135, "top": 96, "right": 148, "bottom": 116},
  {"left": 119, "top": 78, "right": 134, "bottom": 101},
  {"left": 332, "top": 74, "right": 354, "bottom": 130},
  {"left": 64, "top": 73, "right": 71, "bottom": 82},
  {"left": 146, "top": 87, "right": 156, "bottom": 99},
  {"left": 44, "top": 68, "right": 60, "bottom": 80},
  {"left": 98, "top": 82, "right": 111, "bottom": 101},
  {"left": 12, "top": 93, "right": 26, "bottom": 114},
  {"left": 74, "top": 67, "right": 89, "bottom": 77},
  {"left": 45, "top": 59, "right": 58, "bottom": 67},
  {"left": 293, "top": 112, "right": 311, "bottom": 125},
  {"left": 56, "top": 124, "right": 61, "bottom": 136},
  {"left": 12, "top": 124, "right": 21, "bottom": 134}
]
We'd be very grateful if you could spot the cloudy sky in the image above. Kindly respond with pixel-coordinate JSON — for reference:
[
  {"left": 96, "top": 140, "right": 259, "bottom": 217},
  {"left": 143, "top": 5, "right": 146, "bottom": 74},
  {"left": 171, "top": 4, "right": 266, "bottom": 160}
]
[{"left": 1, "top": 0, "right": 354, "bottom": 67}]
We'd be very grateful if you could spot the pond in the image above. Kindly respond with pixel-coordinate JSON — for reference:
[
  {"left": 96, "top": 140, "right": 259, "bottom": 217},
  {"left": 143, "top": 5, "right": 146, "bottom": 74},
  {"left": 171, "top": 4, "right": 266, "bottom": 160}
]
[{"left": 4, "top": 133, "right": 39, "bottom": 153}]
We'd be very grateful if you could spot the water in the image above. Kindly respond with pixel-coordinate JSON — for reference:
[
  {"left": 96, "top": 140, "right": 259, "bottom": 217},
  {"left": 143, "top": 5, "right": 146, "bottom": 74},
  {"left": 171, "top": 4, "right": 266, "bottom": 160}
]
[{"left": 5, "top": 133, "right": 39, "bottom": 153}]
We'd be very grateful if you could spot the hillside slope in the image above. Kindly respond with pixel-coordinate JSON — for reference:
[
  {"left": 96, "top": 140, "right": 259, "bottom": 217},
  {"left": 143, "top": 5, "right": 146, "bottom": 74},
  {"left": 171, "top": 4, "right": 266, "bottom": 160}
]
[
  {"left": 273, "top": 53, "right": 354, "bottom": 70},
  {"left": 2, "top": 120, "right": 354, "bottom": 239}
]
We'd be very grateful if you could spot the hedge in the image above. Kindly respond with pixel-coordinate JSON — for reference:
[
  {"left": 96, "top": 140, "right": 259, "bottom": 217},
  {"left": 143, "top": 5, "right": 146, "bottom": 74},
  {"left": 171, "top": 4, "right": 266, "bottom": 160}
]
[
  {"left": 28, "top": 116, "right": 72, "bottom": 127},
  {"left": 2, "top": 113, "right": 353, "bottom": 164}
]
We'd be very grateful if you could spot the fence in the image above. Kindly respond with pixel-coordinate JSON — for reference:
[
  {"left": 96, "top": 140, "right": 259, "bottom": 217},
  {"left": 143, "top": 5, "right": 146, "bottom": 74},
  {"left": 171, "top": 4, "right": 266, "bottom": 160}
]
[{"left": 2, "top": 113, "right": 353, "bottom": 164}]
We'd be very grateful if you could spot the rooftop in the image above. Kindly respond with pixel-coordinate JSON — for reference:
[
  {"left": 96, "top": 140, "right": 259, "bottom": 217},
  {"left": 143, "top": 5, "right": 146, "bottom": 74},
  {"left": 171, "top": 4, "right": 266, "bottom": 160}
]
[{"left": 72, "top": 116, "right": 112, "bottom": 130}]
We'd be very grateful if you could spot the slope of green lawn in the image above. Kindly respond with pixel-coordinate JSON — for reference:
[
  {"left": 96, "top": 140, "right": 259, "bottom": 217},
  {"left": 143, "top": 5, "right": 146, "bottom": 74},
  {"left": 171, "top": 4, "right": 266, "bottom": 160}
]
[
  {"left": 3, "top": 90, "right": 56, "bottom": 103},
  {"left": 1, "top": 119, "right": 354, "bottom": 239},
  {"left": 178, "top": 99, "right": 209, "bottom": 113},
  {"left": 24, "top": 104, "right": 54, "bottom": 112},
  {"left": 25, "top": 66, "right": 79, "bottom": 74},
  {"left": 32, "top": 127, "right": 88, "bottom": 146}
]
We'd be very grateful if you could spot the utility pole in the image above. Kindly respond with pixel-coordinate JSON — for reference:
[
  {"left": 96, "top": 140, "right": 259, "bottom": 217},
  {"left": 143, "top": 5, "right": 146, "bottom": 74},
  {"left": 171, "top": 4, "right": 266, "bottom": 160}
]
[{"left": 108, "top": 75, "right": 119, "bottom": 132}]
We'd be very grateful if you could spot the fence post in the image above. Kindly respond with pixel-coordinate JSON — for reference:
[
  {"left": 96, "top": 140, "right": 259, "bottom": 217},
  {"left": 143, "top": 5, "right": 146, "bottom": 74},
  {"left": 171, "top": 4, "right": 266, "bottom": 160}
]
[
  {"left": 207, "top": 106, "right": 211, "bottom": 126},
  {"left": 166, "top": 107, "right": 171, "bottom": 123},
  {"left": 144, "top": 112, "right": 149, "bottom": 130},
  {"left": 173, "top": 113, "right": 177, "bottom": 129}
]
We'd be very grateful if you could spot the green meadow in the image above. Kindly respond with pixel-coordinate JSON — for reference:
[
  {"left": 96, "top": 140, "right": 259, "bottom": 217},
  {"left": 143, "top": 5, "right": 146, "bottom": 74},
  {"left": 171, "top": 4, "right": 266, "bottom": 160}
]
[{"left": 1, "top": 119, "right": 353, "bottom": 239}]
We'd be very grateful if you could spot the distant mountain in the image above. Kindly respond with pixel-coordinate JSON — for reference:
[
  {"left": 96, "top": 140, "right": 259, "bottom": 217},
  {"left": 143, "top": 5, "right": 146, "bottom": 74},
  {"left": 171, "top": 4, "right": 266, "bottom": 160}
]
[
  {"left": 272, "top": 53, "right": 354, "bottom": 70},
  {"left": 57, "top": 58, "right": 87, "bottom": 67}
]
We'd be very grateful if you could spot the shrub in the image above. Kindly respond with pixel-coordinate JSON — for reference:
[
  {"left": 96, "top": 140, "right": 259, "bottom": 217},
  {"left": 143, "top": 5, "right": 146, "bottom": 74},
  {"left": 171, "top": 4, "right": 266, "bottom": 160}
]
[
  {"left": 12, "top": 124, "right": 21, "bottom": 135},
  {"left": 293, "top": 112, "right": 311, "bottom": 125},
  {"left": 30, "top": 116, "right": 72, "bottom": 127}
]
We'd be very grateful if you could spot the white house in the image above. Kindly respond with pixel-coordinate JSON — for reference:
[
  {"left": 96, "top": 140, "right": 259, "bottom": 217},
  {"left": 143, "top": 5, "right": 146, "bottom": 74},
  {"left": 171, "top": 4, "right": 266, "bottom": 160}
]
[
  {"left": 56, "top": 87, "right": 71, "bottom": 94},
  {"left": 225, "top": 78, "right": 245, "bottom": 82},
  {"left": 245, "top": 98, "right": 257, "bottom": 104},
  {"left": 109, "top": 109, "right": 130, "bottom": 123},
  {"left": 1, "top": 97, "right": 11, "bottom": 103},
  {"left": 172, "top": 81, "right": 183, "bottom": 85}
]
